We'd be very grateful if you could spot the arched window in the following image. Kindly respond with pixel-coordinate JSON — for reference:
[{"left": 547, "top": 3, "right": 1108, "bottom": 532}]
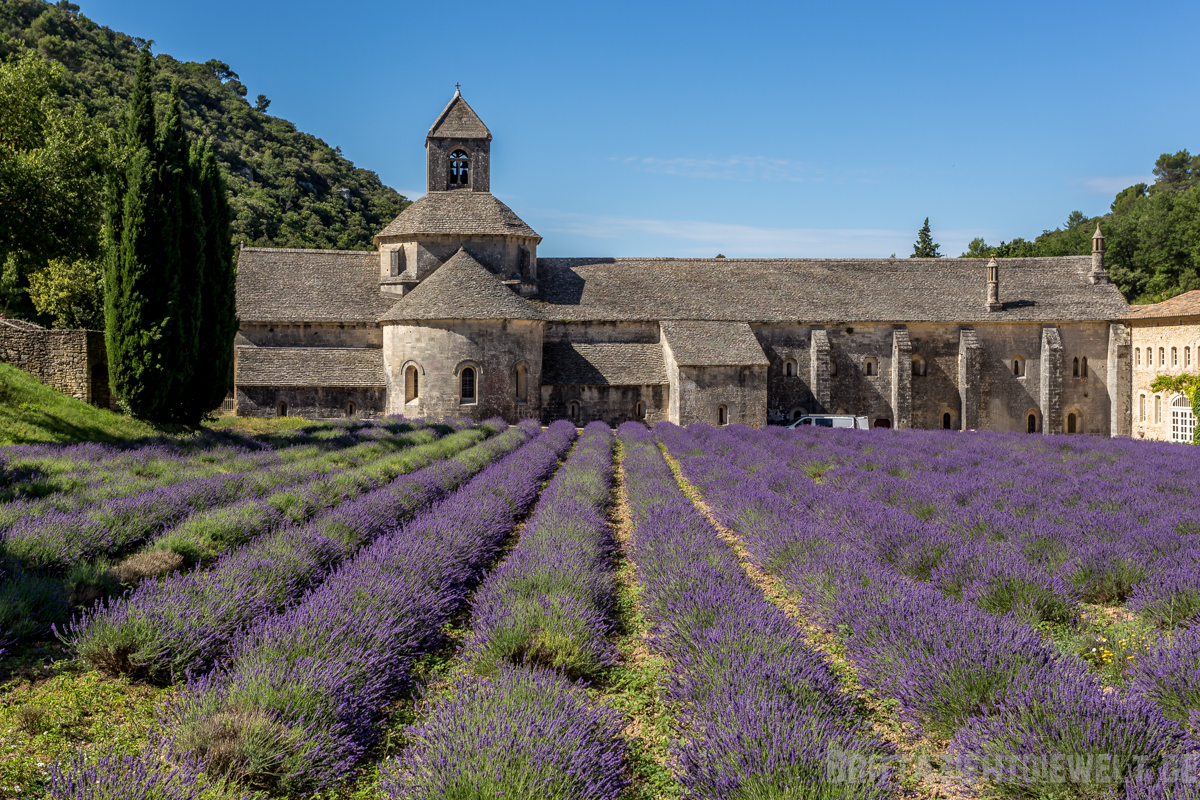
[
  {"left": 911, "top": 354, "right": 926, "bottom": 377},
  {"left": 568, "top": 400, "right": 580, "bottom": 422},
  {"left": 829, "top": 357, "right": 837, "bottom": 377},
  {"left": 783, "top": 359, "right": 797, "bottom": 377},
  {"left": 1081, "top": 357, "right": 1089, "bottom": 378},
  {"left": 345, "top": 401, "right": 356, "bottom": 418},
  {"left": 942, "top": 412, "right": 952, "bottom": 430},
  {"left": 1172, "top": 347, "right": 1178, "bottom": 367},
  {"left": 1072, "top": 357, "right": 1080, "bottom": 377},
  {"left": 1067, "top": 413, "right": 1078, "bottom": 434},
  {"left": 634, "top": 400, "right": 645, "bottom": 420},
  {"left": 1172, "top": 394, "right": 1196, "bottom": 443},
  {"left": 1012, "top": 355, "right": 1025, "bottom": 377},
  {"left": 515, "top": 363, "right": 528, "bottom": 403},
  {"left": 449, "top": 149, "right": 470, "bottom": 188},
  {"left": 790, "top": 406, "right": 806, "bottom": 421},
  {"left": 1136, "top": 348, "right": 1142, "bottom": 367},
  {"left": 1140, "top": 394, "right": 1146, "bottom": 422},
  {"left": 717, "top": 405, "right": 728, "bottom": 426},
  {"left": 863, "top": 357, "right": 877, "bottom": 377},
  {"left": 1155, "top": 395, "right": 1162, "bottom": 424},
  {"left": 277, "top": 401, "right": 288, "bottom": 418},
  {"left": 461, "top": 367, "right": 476, "bottom": 403},
  {"left": 404, "top": 365, "right": 419, "bottom": 403},
  {"left": 1027, "top": 413, "right": 1037, "bottom": 433}
]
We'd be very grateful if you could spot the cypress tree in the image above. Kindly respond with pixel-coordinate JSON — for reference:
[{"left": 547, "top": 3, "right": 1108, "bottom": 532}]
[
  {"left": 910, "top": 217, "right": 942, "bottom": 258},
  {"left": 104, "top": 51, "right": 205, "bottom": 423},
  {"left": 156, "top": 84, "right": 203, "bottom": 422},
  {"left": 104, "top": 46, "right": 169, "bottom": 418},
  {"left": 186, "top": 137, "right": 237, "bottom": 419}
]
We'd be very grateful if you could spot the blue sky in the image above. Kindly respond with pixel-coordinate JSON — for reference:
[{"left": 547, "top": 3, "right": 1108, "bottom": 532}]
[{"left": 83, "top": 0, "right": 1200, "bottom": 258}]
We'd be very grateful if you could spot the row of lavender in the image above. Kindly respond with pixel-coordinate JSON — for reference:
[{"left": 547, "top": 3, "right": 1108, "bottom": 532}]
[
  {"left": 0, "top": 417, "right": 410, "bottom": 513},
  {"left": 2, "top": 420, "right": 491, "bottom": 645},
  {"left": 747, "top": 424, "right": 1200, "bottom": 628},
  {"left": 51, "top": 421, "right": 577, "bottom": 796},
  {"left": 660, "top": 423, "right": 1188, "bottom": 798},
  {"left": 384, "top": 422, "right": 626, "bottom": 798},
  {"left": 622, "top": 423, "right": 892, "bottom": 798},
  {"left": 62, "top": 420, "right": 524, "bottom": 683}
]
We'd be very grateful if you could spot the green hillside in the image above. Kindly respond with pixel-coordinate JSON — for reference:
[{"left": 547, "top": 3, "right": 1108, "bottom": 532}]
[
  {"left": 0, "top": 0, "right": 408, "bottom": 253},
  {"left": 962, "top": 151, "right": 1200, "bottom": 305},
  {"left": 0, "top": 362, "right": 158, "bottom": 444}
]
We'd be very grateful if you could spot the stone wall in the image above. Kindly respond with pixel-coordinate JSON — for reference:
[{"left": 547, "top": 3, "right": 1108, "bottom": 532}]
[
  {"left": 236, "top": 386, "right": 385, "bottom": 419},
  {"left": 383, "top": 319, "right": 543, "bottom": 421},
  {"left": 1129, "top": 316, "right": 1200, "bottom": 441},
  {"left": 236, "top": 322, "right": 381, "bottom": 349},
  {"left": 0, "top": 326, "right": 113, "bottom": 408},
  {"left": 541, "top": 384, "right": 668, "bottom": 426}
]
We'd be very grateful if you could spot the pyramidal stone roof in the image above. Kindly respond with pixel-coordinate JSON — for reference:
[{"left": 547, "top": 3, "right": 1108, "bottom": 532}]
[
  {"left": 427, "top": 90, "right": 491, "bottom": 140},
  {"left": 535, "top": 256, "right": 1132, "bottom": 324},
  {"left": 379, "top": 248, "right": 543, "bottom": 323},
  {"left": 375, "top": 192, "right": 539, "bottom": 240}
]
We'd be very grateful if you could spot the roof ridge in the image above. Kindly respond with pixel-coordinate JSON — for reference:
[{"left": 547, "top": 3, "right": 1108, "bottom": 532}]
[
  {"left": 427, "top": 90, "right": 491, "bottom": 140},
  {"left": 379, "top": 248, "right": 542, "bottom": 322},
  {"left": 240, "top": 246, "right": 372, "bottom": 255},
  {"left": 536, "top": 255, "right": 1095, "bottom": 264}
]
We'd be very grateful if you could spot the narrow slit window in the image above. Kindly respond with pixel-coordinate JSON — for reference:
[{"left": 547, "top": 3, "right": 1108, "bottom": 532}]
[
  {"left": 461, "top": 367, "right": 476, "bottom": 402},
  {"left": 1073, "top": 357, "right": 1079, "bottom": 378},
  {"left": 718, "top": 405, "right": 728, "bottom": 426},
  {"left": 942, "top": 412, "right": 952, "bottom": 430},
  {"left": 1027, "top": 413, "right": 1037, "bottom": 433},
  {"left": 1082, "top": 357, "right": 1088, "bottom": 378},
  {"left": 1067, "top": 413, "right": 1077, "bottom": 434}
]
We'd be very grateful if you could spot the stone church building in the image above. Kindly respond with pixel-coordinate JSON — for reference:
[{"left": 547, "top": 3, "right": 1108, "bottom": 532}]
[{"left": 233, "top": 90, "right": 1135, "bottom": 435}]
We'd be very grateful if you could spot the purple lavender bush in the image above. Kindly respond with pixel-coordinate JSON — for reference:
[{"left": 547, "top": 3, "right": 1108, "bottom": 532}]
[
  {"left": 623, "top": 422, "right": 893, "bottom": 799},
  {"left": 64, "top": 422, "right": 525, "bottom": 683},
  {"left": 465, "top": 421, "right": 617, "bottom": 679},
  {"left": 47, "top": 738, "right": 247, "bottom": 800},
  {"left": 382, "top": 666, "right": 626, "bottom": 800},
  {"left": 158, "top": 422, "right": 575, "bottom": 791}
]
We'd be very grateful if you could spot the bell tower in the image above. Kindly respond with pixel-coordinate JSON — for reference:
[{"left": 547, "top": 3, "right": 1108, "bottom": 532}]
[{"left": 426, "top": 87, "right": 491, "bottom": 193}]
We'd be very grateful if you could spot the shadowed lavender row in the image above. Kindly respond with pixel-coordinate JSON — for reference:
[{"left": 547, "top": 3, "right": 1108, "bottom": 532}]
[
  {"left": 659, "top": 422, "right": 1182, "bottom": 798},
  {"left": 63, "top": 420, "right": 526, "bottom": 684},
  {"left": 621, "top": 422, "right": 892, "bottom": 799},
  {"left": 0, "top": 419, "right": 451, "bottom": 573},
  {"left": 0, "top": 421, "right": 484, "bottom": 644},
  {"left": 384, "top": 421, "right": 626, "bottom": 799},
  {"left": 141, "top": 421, "right": 577, "bottom": 794}
]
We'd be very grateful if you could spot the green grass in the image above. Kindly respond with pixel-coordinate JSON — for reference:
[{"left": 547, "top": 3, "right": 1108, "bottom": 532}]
[{"left": 0, "top": 363, "right": 160, "bottom": 445}]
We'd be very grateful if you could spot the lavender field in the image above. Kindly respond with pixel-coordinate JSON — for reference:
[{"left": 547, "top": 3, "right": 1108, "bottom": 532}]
[{"left": 2, "top": 418, "right": 1199, "bottom": 800}]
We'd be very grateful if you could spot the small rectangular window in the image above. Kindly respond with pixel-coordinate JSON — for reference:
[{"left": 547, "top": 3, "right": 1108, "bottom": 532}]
[
  {"left": 1140, "top": 395, "right": 1146, "bottom": 422},
  {"left": 1155, "top": 395, "right": 1162, "bottom": 424}
]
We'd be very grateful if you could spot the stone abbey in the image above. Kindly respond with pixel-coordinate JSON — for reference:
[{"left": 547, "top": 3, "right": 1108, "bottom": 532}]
[{"left": 231, "top": 89, "right": 1140, "bottom": 435}]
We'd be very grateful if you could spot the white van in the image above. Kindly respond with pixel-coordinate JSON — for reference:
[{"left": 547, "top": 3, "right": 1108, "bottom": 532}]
[{"left": 787, "top": 414, "right": 870, "bottom": 430}]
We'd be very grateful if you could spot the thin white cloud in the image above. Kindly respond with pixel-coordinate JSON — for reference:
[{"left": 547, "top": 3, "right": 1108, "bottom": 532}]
[
  {"left": 536, "top": 210, "right": 983, "bottom": 259},
  {"left": 1081, "top": 175, "right": 1154, "bottom": 194},
  {"left": 613, "top": 155, "right": 817, "bottom": 182}
]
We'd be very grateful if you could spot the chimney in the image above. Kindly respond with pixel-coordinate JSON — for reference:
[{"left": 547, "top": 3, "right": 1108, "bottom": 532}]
[
  {"left": 1090, "top": 223, "right": 1108, "bottom": 284},
  {"left": 986, "top": 257, "right": 1002, "bottom": 312}
]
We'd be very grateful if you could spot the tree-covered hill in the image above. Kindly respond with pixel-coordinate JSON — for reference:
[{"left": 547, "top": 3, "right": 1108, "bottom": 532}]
[
  {"left": 962, "top": 151, "right": 1200, "bottom": 305},
  {"left": 0, "top": 0, "right": 408, "bottom": 252}
]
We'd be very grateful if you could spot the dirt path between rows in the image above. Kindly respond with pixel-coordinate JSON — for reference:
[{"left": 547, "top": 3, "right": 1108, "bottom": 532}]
[{"left": 660, "top": 446, "right": 976, "bottom": 800}]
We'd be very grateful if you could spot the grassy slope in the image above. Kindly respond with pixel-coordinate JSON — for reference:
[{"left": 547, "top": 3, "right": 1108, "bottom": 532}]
[{"left": 0, "top": 363, "right": 157, "bottom": 445}]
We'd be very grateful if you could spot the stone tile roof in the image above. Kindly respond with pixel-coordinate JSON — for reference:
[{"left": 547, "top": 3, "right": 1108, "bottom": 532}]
[
  {"left": 428, "top": 90, "right": 491, "bottom": 140},
  {"left": 379, "top": 249, "right": 543, "bottom": 323},
  {"left": 0, "top": 319, "right": 45, "bottom": 332},
  {"left": 542, "top": 342, "right": 669, "bottom": 386},
  {"left": 236, "top": 247, "right": 395, "bottom": 323},
  {"left": 534, "top": 257, "right": 1131, "bottom": 323},
  {"left": 235, "top": 346, "right": 385, "bottom": 387},
  {"left": 375, "top": 192, "right": 539, "bottom": 240},
  {"left": 662, "top": 321, "right": 769, "bottom": 366},
  {"left": 1124, "top": 290, "right": 1200, "bottom": 320}
]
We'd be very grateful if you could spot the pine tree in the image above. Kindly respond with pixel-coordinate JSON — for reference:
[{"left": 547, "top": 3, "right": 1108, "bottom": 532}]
[
  {"left": 910, "top": 217, "right": 942, "bottom": 258},
  {"left": 185, "top": 137, "right": 237, "bottom": 419}
]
